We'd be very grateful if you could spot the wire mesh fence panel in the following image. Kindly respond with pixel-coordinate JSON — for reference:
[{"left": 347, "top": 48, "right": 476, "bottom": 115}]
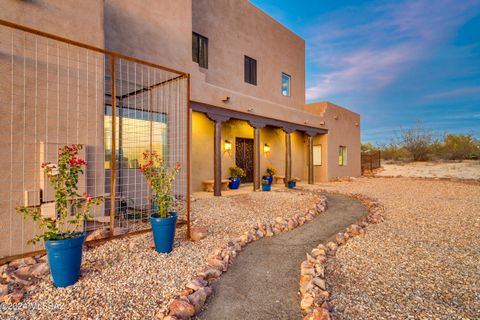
[{"left": 0, "top": 22, "right": 188, "bottom": 260}]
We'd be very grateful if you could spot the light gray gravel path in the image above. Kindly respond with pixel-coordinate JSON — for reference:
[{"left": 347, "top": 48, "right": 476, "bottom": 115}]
[{"left": 197, "top": 193, "right": 368, "bottom": 320}]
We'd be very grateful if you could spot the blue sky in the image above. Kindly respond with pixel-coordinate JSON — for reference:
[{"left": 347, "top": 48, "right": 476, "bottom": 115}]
[{"left": 250, "top": 0, "right": 480, "bottom": 144}]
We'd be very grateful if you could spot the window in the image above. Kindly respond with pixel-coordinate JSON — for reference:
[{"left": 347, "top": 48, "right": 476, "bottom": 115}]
[
  {"left": 282, "top": 73, "right": 291, "bottom": 96},
  {"left": 104, "top": 105, "right": 167, "bottom": 169},
  {"left": 244, "top": 55, "right": 257, "bottom": 85},
  {"left": 313, "top": 145, "right": 322, "bottom": 166},
  {"left": 192, "top": 32, "right": 208, "bottom": 68},
  {"left": 339, "top": 146, "right": 347, "bottom": 166}
]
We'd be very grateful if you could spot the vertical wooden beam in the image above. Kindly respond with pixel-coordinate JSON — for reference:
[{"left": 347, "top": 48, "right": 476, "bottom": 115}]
[
  {"left": 285, "top": 131, "right": 292, "bottom": 187},
  {"left": 213, "top": 120, "right": 222, "bottom": 196},
  {"left": 109, "top": 57, "right": 116, "bottom": 235},
  {"left": 186, "top": 74, "right": 191, "bottom": 239},
  {"left": 308, "top": 134, "right": 314, "bottom": 184},
  {"left": 253, "top": 127, "right": 261, "bottom": 191}
]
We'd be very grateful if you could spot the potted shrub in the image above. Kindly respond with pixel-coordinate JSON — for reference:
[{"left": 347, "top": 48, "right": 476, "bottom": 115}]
[
  {"left": 262, "top": 166, "right": 276, "bottom": 185},
  {"left": 287, "top": 178, "right": 297, "bottom": 189},
  {"left": 140, "top": 152, "right": 181, "bottom": 253},
  {"left": 17, "top": 144, "right": 102, "bottom": 287},
  {"left": 228, "top": 165, "right": 246, "bottom": 189},
  {"left": 261, "top": 179, "right": 271, "bottom": 191}
]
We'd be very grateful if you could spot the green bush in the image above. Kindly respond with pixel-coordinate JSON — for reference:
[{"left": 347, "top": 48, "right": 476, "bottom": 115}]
[{"left": 439, "top": 134, "right": 480, "bottom": 160}]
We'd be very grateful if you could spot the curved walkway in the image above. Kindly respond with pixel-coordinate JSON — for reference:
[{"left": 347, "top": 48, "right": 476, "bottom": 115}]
[{"left": 197, "top": 193, "right": 368, "bottom": 320}]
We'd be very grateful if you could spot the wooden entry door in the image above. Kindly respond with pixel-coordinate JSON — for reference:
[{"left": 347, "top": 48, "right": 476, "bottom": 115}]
[{"left": 235, "top": 138, "right": 254, "bottom": 183}]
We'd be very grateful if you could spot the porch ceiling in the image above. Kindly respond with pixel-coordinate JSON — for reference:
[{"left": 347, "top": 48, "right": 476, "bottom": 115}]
[{"left": 190, "top": 101, "right": 327, "bottom": 136}]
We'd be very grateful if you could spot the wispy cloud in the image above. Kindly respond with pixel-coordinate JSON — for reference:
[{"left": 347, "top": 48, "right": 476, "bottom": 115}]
[
  {"left": 305, "top": 0, "right": 480, "bottom": 101},
  {"left": 423, "top": 86, "right": 480, "bottom": 100}
]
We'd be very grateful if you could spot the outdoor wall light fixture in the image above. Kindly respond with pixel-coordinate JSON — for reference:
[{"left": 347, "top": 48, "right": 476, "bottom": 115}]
[
  {"left": 263, "top": 143, "right": 271, "bottom": 154},
  {"left": 319, "top": 121, "right": 325, "bottom": 126},
  {"left": 224, "top": 140, "right": 232, "bottom": 152},
  {"left": 222, "top": 96, "right": 230, "bottom": 102}
]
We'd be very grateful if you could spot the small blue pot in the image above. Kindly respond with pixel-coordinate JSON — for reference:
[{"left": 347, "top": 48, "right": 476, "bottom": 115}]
[
  {"left": 150, "top": 211, "right": 178, "bottom": 253},
  {"left": 262, "top": 175, "right": 273, "bottom": 185},
  {"left": 229, "top": 177, "right": 241, "bottom": 189},
  {"left": 287, "top": 181, "right": 296, "bottom": 189},
  {"left": 45, "top": 233, "right": 85, "bottom": 288},
  {"left": 262, "top": 184, "right": 271, "bottom": 191}
]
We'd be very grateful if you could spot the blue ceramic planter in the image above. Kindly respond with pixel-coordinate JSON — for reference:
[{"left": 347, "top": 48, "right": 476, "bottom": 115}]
[
  {"left": 262, "top": 175, "right": 273, "bottom": 185},
  {"left": 45, "top": 233, "right": 85, "bottom": 288},
  {"left": 150, "top": 211, "right": 178, "bottom": 253},
  {"left": 287, "top": 181, "right": 296, "bottom": 189},
  {"left": 261, "top": 184, "right": 271, "bottom": 191},
  {"left": 229, "top": 177, "right": 241, "bottom": 189}
]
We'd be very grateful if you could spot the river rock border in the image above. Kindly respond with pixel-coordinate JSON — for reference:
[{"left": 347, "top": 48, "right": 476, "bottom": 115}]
[
  {"left": 162, "top": 193, "right": 328, "bottom": 320},
  {"left": 299, "top": 192, "right": 385, "bottom": 320}
]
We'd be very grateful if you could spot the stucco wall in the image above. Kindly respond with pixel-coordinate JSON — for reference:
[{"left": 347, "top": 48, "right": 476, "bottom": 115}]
[
  {"left": 0, "top": 0, "right": 105, "bottom": 257},
  {"left": 305, "top": 102, "right": 361, "bottom": 180}
]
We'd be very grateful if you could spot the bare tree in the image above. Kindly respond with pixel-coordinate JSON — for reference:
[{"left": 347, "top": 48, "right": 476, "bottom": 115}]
[{"left": 399, "top": 121, "right": 434, "bottom": 161}]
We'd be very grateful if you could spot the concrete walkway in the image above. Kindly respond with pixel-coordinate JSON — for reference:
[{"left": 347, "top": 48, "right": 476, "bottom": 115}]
[{"left": 197, "top": 193, "right": 368, "bottom": 320}]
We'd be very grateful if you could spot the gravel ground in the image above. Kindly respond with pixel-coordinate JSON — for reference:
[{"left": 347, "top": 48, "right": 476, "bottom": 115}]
[
  {"left": 1, "top": 189, "right": 318, "bottom": 320},
  {"left": 315, "top": 177, "right": 480, "bottom": 320}
]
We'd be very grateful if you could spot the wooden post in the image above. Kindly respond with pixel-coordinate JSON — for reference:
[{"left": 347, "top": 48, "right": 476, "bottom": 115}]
[
  {"left": 308, "top": 134, "right": 314, "bottom": 184},
  {"left": 213, "top": 120, "right": 222, "bottom": 196},
  {"left": 284, "top": 129, "right": 293, "bottom": 187},
  {"left": 109, "top": 57, "right": 116, "bottom": 235},
  {"left": 253, "top": 127, "right": 261, "bottom": 191}
]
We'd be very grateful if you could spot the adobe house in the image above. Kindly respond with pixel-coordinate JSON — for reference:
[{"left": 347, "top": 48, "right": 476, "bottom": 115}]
[{"left": 0, "top": 0, "right": 360, "bottom": 258}]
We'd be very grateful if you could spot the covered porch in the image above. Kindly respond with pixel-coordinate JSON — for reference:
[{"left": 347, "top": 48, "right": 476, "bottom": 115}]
[{"left": 191, "top": 102, "right": 327, "bottom": 196}]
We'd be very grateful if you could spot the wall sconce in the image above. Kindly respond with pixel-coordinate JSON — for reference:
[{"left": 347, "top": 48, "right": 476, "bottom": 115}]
[
  {"left": 224, "top": 140, "right": 232, "bottom": 152},
  {"left": 333, "top": 115, "right": 339, "bottom": 120},
  {"left": 222, "top": 96, "right": 230, "bottom": 102},
  {"left": 319, "top": 121, "right": 325, "bottom": 126},
  {"left": 355, "top": 122, "right": 359, "bottom": 127},
  {"left": 263, "top": 143, "right": 271, "bottom": 155}
]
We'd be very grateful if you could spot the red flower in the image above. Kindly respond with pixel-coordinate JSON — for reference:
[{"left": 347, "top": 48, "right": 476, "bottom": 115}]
[
  {"left": 174, "top": 162, "right": 181, "bottom": 170},
  {"left": 85, "top": 194, "right": 92, "bottom": 203}
]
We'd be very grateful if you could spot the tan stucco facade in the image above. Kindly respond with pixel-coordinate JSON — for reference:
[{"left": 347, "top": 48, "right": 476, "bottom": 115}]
[{"left": 0, "top": 0, "right": 361, "bottom": 257}]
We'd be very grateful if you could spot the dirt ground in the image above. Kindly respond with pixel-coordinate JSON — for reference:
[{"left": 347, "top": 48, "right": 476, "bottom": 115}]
[{"left": 376, "top": 160, "right": 480, "bottom": 180}]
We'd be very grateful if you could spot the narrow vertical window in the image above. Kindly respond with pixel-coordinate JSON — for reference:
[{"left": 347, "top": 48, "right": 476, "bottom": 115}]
[
  {"left": 313, "top": 145, "right": 322, "bottom": 166},
  {"left": 281, "top": 72, "right": 291, "bottom": 96},
  {"left": 192, "top": 32, "right": 208, "bottom": 68},
  {"left": 244, "top": 56, "right": 257, "bottom": 85},
  {"left": 339, "top": 146, "right": 347, "bottom": 166}
]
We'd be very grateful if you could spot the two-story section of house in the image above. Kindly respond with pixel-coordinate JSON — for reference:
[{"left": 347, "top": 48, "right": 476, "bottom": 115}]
[
  {"left": 105, "top": 0, "right": 360, "bottom": 195},
  {"left": 0, "top": 0, "right": 360, "bottom": 258}
]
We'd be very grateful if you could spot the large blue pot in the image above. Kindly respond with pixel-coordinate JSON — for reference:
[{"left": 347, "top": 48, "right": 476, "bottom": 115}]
[
  {"left": 262, "top": 175, "right": 273, "bottom": 185},
  {"left": 150, "top": 211, "right": 178, "bottom": 253},
  {"left": 229, "top": 177, "right": 241, "bottom": 189},
  {"left": 262, "top": 184, "right": 271, "bottom": 191},
  {"left": 45, "top": 233, "right": 85, "bottom": 288},
  {"left": 287, "top": 181, "right": 296, "bottom": 189}
]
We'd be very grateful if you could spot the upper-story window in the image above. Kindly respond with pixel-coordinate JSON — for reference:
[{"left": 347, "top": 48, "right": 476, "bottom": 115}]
[
  {"left": 282, "top": 72, "right": 291, "bottom": 96},
  {"left": 244, "top": 56, "right": 257, "bottom": 85},
  {"left": 192, "top": 32, "right": 208, "bottom": 68}
]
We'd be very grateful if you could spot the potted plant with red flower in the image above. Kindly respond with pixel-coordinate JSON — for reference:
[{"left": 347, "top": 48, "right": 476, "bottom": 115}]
[
  {"left": 17, "top": 144, "right": 102, "bottom": 287},
  {"left": 140, "top": 151, "right": 181, "bottom": 253}
]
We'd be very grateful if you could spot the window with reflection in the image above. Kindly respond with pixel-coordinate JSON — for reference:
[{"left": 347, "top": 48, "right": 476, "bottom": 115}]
[{"left": 104, "top": 105, "right": 167, "bottom": 169}]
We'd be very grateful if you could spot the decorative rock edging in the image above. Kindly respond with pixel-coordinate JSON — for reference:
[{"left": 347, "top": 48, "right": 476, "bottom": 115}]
[
  {"left": 299, "top": 192, "right": 385, "bottom": 320},
  {"left": 0, "top": 256, "right": 50, "bottom": 304},
  {"left": 161, "top": 193, "right": 328, "bottom": 320}
]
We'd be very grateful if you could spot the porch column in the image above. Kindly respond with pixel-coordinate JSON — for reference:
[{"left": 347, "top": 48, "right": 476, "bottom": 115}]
[
  {"left": 284, "top": 127, "right": 295, "bottom": 187},
  {"left": 306, "top": 131, "right": 316, "bottom": 184},
  {"left": 208, "top": 113, "right": 230, "bottom": 196},
  {"left": 249, "top": 120, "right": 266, "bottom": 191}
]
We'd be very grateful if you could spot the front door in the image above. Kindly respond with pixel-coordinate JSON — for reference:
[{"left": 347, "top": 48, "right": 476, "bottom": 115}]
[{"left": 235, "top": 138, "right": 254, "bottom": 183}]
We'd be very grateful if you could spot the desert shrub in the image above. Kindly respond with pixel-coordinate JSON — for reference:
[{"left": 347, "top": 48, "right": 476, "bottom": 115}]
[
  {"left": 439, "top": 134, "right": 480, "bottom": 160},
  {"left": 399, "top": 121, "right": 434, "bottom": 161},
  {"left": 361, "top": 142, "right": 377, "bottom": 153},
  {"left": 380, "top": 143, "right": 411, "bottom": 161}
]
